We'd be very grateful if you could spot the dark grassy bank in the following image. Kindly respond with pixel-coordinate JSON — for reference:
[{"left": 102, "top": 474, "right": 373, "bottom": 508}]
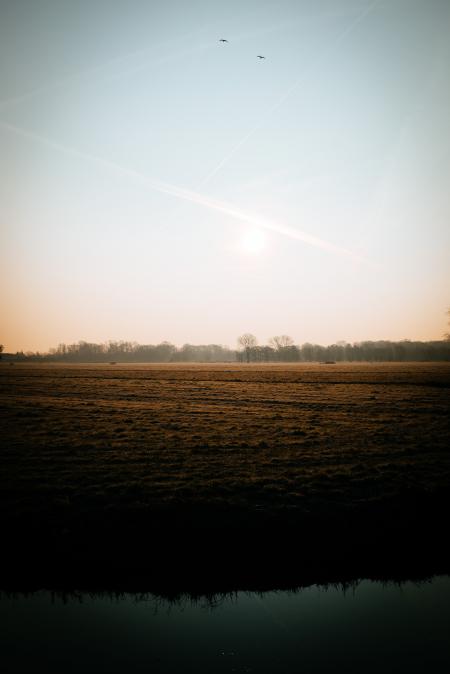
[
  {"left": 3, "top": 488, "right": 450, "bottom": 597},
  {"left": 1, "top": 363, "right": 449, "bottom": 594}
]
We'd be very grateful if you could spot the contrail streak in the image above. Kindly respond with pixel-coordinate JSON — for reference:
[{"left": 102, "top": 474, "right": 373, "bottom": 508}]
[
  {"left": 0, "top": 120, "right": 370, "bottom": 264},
  {"left": 98, "top": 40, "right": 214, "bottom": 85},
  {"left": 198, "top": 0, "right": 382, "bottom": 188},
  {"left": 0, "top": 5, "right": 371, "bottom": 112},
  {"left": 0, "top": 27, "right": 212, "bottom": 111}
]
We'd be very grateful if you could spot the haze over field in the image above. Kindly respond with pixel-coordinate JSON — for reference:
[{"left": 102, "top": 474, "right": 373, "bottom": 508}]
[{"left": 1, "top": 0, "right": 449, "bottom": 352}]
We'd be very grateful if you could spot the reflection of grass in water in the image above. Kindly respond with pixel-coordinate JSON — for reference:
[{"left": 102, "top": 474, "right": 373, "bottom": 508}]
[
  {"left": 0, "top": 579, "right": 382, "bottom": 605},
  {"left": 2, "top": 576, "right": 441, "bottom": 605}
]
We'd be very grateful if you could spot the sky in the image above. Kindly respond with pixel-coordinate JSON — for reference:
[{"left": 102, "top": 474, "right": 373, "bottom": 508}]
[{"left": 1, "top": 0, "right": 449, "bottom": 352}]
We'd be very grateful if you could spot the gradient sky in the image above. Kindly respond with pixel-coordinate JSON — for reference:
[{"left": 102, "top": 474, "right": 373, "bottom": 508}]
[{"left": 1, "top": 0, "right": 449, "bottom": 352}]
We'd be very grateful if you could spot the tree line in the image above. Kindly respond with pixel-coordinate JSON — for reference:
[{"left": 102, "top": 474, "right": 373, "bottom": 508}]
[
  {"left": 3, "top": 340, "right": 236, "bottom": 363},
  {"left": 236, "top": 334, "right": 450, "bottom": 362},
  {"left": 2, "top": 336, "right": 450, "bottom": 362}
]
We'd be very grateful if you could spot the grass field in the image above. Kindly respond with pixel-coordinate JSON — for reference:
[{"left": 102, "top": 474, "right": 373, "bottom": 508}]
[{"left": 1, "top": 362, "right": 450, "bottom": 589}]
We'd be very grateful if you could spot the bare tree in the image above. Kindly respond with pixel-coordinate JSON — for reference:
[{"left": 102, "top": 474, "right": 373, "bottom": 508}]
[
  {"left": 445, "top": 308, "right": 450, "bottom": 341},
  {"left": 237, "top": 334, "right": 257, "bottom": 363},
  {"left": 269, "top": 335, "right": 294, "bottom": 350},
  {"left": 0, "top": 344, "right": 3, "bottom": 360}
]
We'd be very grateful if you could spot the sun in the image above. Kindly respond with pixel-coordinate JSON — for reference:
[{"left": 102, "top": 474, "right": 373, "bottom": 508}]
[{"left": 240, "top": 228, "right": 267, "bottom": 255}]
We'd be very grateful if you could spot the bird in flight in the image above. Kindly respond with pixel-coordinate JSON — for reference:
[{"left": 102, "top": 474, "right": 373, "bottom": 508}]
[
  {"left": 257, "top": 55, "right": 266, "bottom": 59},
  {"left": 219, "top": 38, "right": 228, "bottom": 43}
]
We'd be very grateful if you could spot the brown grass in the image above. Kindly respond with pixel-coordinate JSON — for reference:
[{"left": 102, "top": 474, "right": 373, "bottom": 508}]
[
  {"left": 1, "top": 362, "right": 449, "bottom": 516},
  {"left": 1, "top": 361, "right": 450, "bottom": 588}
]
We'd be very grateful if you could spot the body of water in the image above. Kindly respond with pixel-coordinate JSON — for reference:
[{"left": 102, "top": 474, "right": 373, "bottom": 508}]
[{"left": 1, "top": 577, "right": 450, "bottom": 673}]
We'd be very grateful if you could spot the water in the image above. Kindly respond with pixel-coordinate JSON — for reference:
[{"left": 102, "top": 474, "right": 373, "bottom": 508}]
[{"left": 1, "top": 577, "right": 450, "bottom": 673}]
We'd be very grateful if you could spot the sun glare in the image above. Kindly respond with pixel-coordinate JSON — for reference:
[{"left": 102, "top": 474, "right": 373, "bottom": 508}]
[{"left": 240, "top": 228, "right": 267, "bottom": 255}]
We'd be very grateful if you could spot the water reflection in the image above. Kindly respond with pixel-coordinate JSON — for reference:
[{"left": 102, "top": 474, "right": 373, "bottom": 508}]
[{"left": 1, "top": 577, "right": 450, "bottom": 673}]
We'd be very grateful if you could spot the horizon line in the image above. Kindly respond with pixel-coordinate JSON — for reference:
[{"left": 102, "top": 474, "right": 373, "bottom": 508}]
[{"left": 2, "top": 336, "right": 449, "bottom": 356}]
